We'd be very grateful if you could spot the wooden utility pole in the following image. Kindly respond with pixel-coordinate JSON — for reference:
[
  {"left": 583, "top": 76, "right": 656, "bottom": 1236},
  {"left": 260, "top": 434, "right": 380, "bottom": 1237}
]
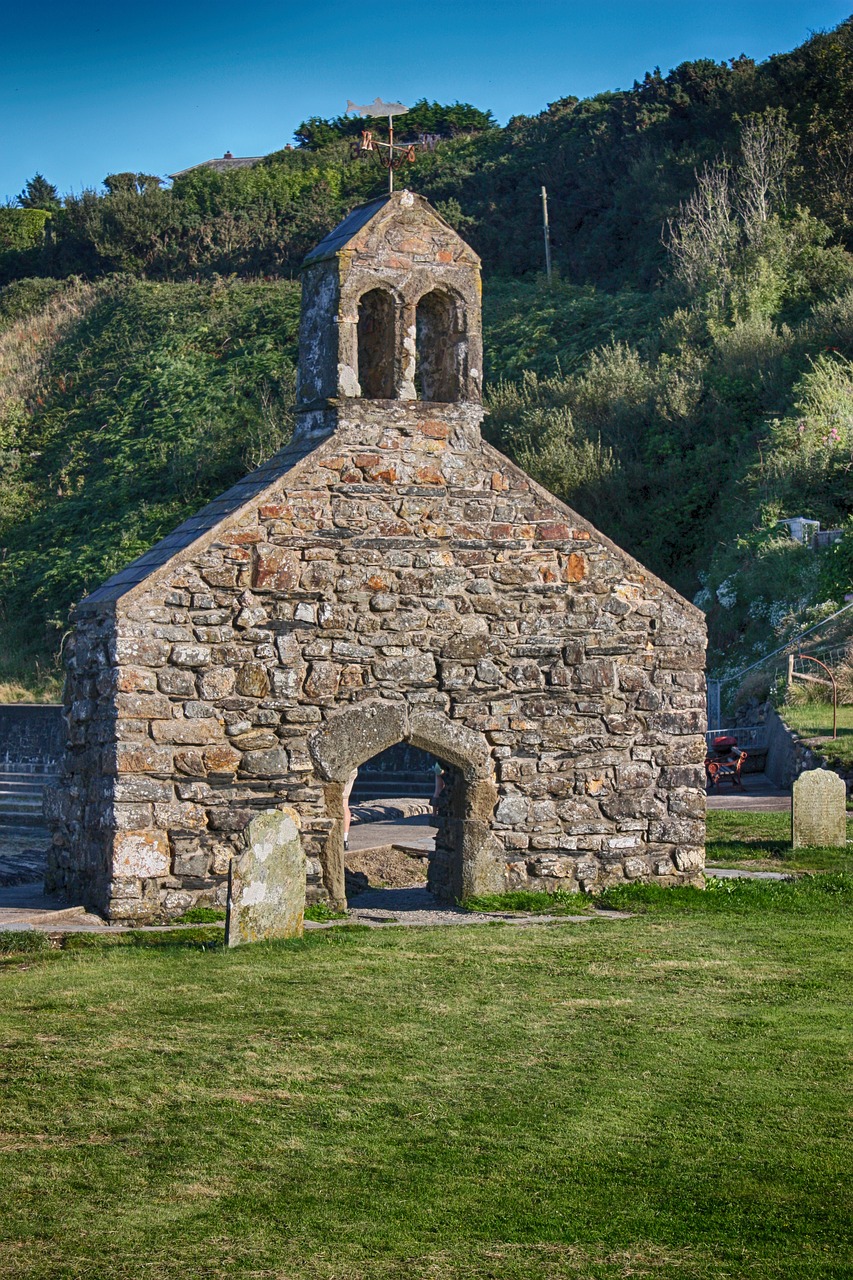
[{"left": 541, "top": 185, "right": 552, "bottom": 286}]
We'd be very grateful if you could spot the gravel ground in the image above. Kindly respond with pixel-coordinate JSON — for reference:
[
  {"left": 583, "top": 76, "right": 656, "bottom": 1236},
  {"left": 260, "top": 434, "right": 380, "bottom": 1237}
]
[
  {"left": 340, "top": 885, "right": 613, "bottom": 929},
  {"left": 345, "top": 843, "right": 428, "bottom": 896}
]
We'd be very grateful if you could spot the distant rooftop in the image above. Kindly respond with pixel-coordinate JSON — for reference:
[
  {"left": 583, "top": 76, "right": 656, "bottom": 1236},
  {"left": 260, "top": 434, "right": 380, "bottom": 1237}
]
[{"left": 169, "top": 151, "right": 267, "bottom": 179}]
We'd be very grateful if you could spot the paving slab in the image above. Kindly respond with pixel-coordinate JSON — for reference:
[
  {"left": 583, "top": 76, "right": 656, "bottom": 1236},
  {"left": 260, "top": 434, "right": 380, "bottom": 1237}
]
[
  {"left": 706, "top": 773, "right": 791, "bottom": 812},
  {"left": 704, "top": 867, "right": 789, "bottom": 881},
  {"left": 0, "top": 829, "right": 50, "bottom": 885},
  {"left": 347, "top": 813, "right": 435, "bottom": 853}
]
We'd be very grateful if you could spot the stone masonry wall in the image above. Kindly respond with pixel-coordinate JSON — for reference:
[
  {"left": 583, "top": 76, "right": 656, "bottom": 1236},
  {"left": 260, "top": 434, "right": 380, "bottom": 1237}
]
[{"left": 50, "top": 400, "right": 707, "bottom": 922}]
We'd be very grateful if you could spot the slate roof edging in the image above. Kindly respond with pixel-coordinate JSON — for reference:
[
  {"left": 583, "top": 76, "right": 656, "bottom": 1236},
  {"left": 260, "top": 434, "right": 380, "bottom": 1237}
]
[{"left": 74, "top": 430, "right": 334, "bottom": 615}]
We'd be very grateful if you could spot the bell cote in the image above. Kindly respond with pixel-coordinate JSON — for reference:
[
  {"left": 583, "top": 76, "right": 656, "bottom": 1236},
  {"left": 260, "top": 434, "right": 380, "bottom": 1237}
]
[{"left": 296, "top": 190, "right": 483, "bottom": 412}]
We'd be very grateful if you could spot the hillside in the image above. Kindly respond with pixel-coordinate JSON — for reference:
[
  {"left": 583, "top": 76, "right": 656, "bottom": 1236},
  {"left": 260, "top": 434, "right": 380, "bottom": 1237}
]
[
  {"left": 0, "top": 278, "right": 300, "bottom": 697},
  {"left": 2, "top": 21, "right": 853, "bottom": 291},
  {"left": 2, "top": 18, "right": 853, "bottom": 697}
]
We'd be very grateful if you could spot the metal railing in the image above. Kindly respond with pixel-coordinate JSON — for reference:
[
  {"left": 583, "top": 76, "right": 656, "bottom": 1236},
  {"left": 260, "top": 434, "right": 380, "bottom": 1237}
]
[{"left": 705, "top": 726, "right": 768, "bottom": 752}]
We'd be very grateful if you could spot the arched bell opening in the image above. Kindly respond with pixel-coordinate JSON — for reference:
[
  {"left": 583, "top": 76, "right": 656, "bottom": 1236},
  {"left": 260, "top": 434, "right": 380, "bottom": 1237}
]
[
  {"left": 356, "top": 287, "right": 397, "bottom": 399},
  {"left": 415, "top": 288, "right": 467, "bottom": 403}
]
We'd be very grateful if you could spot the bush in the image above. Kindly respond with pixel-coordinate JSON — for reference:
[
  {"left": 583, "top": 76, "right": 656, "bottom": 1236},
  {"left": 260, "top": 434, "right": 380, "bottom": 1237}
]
[
  {"left": 0, "top": 276, "right": 69, "bottom": 330},
  {"left": 0, "top": 208, "right": 50, "bottom": 252}
]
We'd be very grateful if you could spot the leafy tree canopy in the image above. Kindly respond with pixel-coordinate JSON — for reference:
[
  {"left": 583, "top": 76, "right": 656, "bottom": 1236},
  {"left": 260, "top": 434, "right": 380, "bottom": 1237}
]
[{"left": 17, "top": 173, "right": 61, "bottom": 212}]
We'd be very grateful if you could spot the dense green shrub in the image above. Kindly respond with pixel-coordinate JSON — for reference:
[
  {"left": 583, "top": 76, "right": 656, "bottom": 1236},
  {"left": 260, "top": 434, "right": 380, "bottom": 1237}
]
[
  {"left": 0, "top": 208, "right": 50, "bottom": 252},
  {"left": 0, "top": 276, "right": 73, "bottom": 330}
]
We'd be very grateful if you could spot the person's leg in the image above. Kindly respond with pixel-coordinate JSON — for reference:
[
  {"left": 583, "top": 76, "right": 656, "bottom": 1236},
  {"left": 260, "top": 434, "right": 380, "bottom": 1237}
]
[{"left": 342, "top": 771, "right": 356, "bottom": 849}]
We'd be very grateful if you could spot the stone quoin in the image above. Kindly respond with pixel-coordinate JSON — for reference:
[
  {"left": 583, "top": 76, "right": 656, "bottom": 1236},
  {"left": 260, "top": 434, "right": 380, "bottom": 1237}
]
[{"left": 47, "top": 190, "right": 707, "bottom": 923}]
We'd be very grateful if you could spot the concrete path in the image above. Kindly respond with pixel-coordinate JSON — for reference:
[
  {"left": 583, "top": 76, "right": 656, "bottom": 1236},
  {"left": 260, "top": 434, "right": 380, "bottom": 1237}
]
[
  {"left": 704, "top": 867, "right": 788, "bottom": 881},
  {"left": 347, "top": 812, "right": 435, "bottom": 854},
  {"left": 706, "top": 773, "right": 791, "bottom": 812},
  {"left": 344, "top": 884, "right": 623, "bottom": 927}
]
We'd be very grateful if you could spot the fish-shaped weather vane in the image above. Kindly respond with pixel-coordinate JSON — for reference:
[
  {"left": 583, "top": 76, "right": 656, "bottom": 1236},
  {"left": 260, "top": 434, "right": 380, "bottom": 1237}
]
[
  {"left": 346, "top": 98, "right": 414, "bottom": 193},
  {"left": 346, "top": 98, "right": 409, "bottom": 118}
]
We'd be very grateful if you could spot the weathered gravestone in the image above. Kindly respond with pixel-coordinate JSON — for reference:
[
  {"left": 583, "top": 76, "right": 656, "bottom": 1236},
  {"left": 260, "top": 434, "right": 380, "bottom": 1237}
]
[
  {"left": 792, "top": 768, "right": 847, "bottom": 849},
  {"left": 226, "top": 808, "right": 305, "bottom": 946}
]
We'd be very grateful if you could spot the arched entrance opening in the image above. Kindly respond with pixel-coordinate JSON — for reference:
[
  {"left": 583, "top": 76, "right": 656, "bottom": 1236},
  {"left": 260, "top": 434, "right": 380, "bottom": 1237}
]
[
  {"left": 415, "top": 288, "right": 466, "bottom": 402},
  {"left": 343, "top": 742, "right": 448, "bottom": 903},
  {"left": 308, "top": 702, "right": 501, "bottom": 910},
  {"left": 356, "top": 287, "right": 396, "bottom": 399}
]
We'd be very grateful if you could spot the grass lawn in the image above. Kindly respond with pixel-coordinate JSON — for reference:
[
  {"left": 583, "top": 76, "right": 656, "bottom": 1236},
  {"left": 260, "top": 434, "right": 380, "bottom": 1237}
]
[
  {"left": 706, "top": 810, "right": 853, "bottom": 874},
  {"left": 782, "top": 703, "right": 853, "bottom": 769},
  {"left": 1, "top": 881, "right": 852, "bottom": 1280}
]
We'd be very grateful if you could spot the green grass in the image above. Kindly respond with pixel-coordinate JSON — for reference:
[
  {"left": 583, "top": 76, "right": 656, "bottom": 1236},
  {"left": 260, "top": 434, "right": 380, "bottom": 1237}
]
[
  {"left": 1, "top": 898, "right": 851, "bottom": 1279},
  {"left": 599, "top": 871, "right": 853, "bottom": 915},
  {"left": 0, "top": 929, "right": 50, "bottom": 956},
  {"left": 782, "top": 703, "right": 853, "bottom": 769},
  {"left": 304, "top": 902, "right": 348, "bottom": 922},
  {"left": 465, "top": 889, "right": 595, "bottom": 915},
  {"left": 174, "top": 906, "right": 227, "bottom": 924},
  {"left": 706, "top": 808, "right": 853, "bottom": 873}
]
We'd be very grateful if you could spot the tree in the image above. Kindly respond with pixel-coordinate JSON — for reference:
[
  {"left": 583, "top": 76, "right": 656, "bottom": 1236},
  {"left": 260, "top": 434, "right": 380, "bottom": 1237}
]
[
  {"left": 17, "top": 173, "right": 61, "bottom": 212},
  {"left": 736, "top": 109, "right": 797, "bottom": 234},
  {"left": 103, "top": 172, "right": 163, "bottom": 196},
  {"left": 294, "top": 99, "right": 497, "bottom": 150},
  {"left": 664, "top": 160, "right": 738, "bottom": 302}
]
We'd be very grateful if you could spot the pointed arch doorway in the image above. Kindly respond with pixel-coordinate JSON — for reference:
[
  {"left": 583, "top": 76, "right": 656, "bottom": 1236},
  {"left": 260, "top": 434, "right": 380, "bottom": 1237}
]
[{"left": 308, "top": 702, "right": 502, "bottom": 910}]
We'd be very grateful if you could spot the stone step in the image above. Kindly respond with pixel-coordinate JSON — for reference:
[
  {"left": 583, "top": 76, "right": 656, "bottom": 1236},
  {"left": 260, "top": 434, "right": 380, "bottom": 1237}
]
[
  {"left": 0, "top": 763, "right": 59, "bottom": 775},
  {"left": 0, "top": 795, "right": 44, "bottom": 811},
  {"left": 0, "top": 779, "right": 48, "bottom": 794},
  {"left": 0, "top": 804, "right": 47, "bottom": 827},
  {"left": 352, "top": 780, "right": 433, "bottom": 800}
]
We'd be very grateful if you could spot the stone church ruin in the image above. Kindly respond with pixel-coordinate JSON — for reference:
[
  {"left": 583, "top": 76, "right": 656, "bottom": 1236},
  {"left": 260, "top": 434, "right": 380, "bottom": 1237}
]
[{"left": 48, "top": 190, "right": 707, "bottom": 924}]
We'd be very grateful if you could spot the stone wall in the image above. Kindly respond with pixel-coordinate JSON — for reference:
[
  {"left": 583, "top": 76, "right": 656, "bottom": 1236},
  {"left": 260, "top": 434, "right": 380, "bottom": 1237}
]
[
  {"left": 764, "top": 703, "right": 852, "bottom": 793},
  {"left": 50, "top": 399, "right": 707, "bottom": 922}
]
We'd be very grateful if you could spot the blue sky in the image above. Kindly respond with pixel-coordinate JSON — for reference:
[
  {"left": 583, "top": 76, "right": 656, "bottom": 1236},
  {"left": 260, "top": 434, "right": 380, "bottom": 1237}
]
[{"left": 1, "top": 1, "right": 850, "bottom": 201}]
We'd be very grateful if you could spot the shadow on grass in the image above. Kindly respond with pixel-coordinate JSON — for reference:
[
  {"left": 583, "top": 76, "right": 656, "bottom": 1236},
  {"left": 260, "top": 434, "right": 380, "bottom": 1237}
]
[{"left": 705, "top": 810, "right": 852, "bottom": 873}]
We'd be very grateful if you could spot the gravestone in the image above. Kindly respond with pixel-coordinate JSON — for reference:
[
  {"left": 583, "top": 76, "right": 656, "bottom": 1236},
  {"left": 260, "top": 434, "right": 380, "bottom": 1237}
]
[
  {"left": 792, "top": 768, "right": 847, "bottom": 849},
  {"left": 226, "top": 808, "right": 305, "bottom": 946}
]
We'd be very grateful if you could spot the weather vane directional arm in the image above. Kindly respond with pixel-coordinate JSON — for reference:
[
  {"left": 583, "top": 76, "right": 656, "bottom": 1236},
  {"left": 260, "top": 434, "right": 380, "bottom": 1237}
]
[{"left": 346, "top": 98, "right": 416, "bottom": 193}]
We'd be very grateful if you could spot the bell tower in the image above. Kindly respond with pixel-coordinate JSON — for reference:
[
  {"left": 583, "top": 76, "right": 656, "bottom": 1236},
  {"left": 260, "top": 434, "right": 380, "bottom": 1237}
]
[{"left": 296, "top": 190, "right": 483, "bottom": 431}]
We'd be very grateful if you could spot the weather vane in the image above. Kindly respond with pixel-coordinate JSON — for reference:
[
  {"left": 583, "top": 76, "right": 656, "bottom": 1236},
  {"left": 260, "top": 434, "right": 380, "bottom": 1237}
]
[{"left": 346, "top": 98, "right": 416, "bottom": 194}]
